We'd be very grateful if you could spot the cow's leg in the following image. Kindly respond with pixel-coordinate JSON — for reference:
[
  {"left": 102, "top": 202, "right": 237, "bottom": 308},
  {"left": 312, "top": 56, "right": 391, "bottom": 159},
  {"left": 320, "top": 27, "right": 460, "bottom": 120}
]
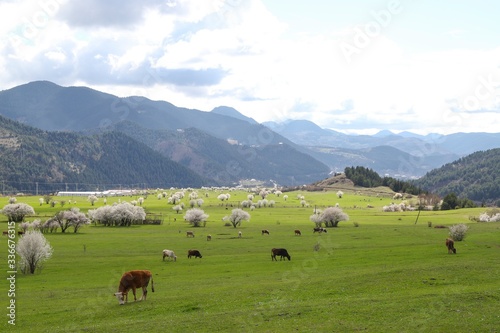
[{"left": 132, "top": 287, "right": 137, "bottom": 301}]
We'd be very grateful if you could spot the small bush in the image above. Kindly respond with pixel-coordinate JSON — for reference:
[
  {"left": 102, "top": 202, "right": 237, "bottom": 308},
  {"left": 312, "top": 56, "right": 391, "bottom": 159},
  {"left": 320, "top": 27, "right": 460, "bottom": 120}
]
[{"left": 449, "top": 223, "right": 469, "bottom": 241}]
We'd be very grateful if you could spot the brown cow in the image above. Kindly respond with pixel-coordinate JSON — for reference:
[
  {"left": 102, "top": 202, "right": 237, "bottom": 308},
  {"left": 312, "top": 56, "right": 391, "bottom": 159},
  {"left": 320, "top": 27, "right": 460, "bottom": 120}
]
[
  {"left": 271, "top": 248, "right": 291, "bottom": 261},
  {"left": 261, "top": 229, "right": 270, "bottom": 235},
  {"left": 188, "top": 249, "right": 202, "bottom": 258},
  {"left": 186, "top": 231, "right": 195, "bottom": 237},
  {"left": 446, "top": 238, "right": 456, "bottom": 254},
  {"left": 294, "top": 229, "right": 301, "bottom": 236},
  {"left": 114, "top": 270, "right": 154, "bottom": 305}
]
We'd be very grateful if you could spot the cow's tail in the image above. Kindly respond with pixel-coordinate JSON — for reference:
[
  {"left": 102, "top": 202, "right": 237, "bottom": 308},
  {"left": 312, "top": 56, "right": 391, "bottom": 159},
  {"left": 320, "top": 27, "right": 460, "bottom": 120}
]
[{"left": 151, "top": 275, "right": 155, "bottom": 293}]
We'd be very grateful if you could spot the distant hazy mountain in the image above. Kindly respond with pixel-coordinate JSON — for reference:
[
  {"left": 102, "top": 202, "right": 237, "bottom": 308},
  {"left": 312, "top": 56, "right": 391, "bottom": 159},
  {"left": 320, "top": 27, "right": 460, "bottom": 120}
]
[
  {"left": 0, "top": 81, "right": 287, "bottom": 146},
  {"left": 263, "top": 118, "right": 499, "bottom": 177},
  {"left": 211, "top": 106, "right": 258, "bottom": 124},
  {"left": 1, "top": 81, "right": 498, "bottom": 183}
]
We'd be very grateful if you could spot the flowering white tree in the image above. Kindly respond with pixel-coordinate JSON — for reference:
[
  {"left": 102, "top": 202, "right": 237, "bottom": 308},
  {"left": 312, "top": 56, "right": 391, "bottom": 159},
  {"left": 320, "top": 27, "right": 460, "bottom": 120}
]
[
  {"left": 1, "top": 203, "right": 35, "bottom": 222},
  {"left": 16, "top": 231, "right": 53, "bottom": 274},
  {"left": 241, "top": 200, "right": 252, "bottom": 208},
  {"left": 393, "top": 193, "right": 403, "bottom": 200},
  {"left": 20, "top": 222, "right": 30, "bottom": 233},
  {"left": 449, "top": 224, "right": 469, "bottom": 241},
  {"left": 217, "top": 194, "right": 229, "bottom": 202},
  {"left": 312, "top": 207, "right": 349, "bottom": 227},
  {"left": 47, "top": 208, "right": 89, "bottom": 233},
  {"left": 88, "top": 202, "right": 145, "bottom": 226},
  {"left": 184, "top": 208, "right": 209, "bottom": 227},
  {"left": 8, "top": 197, "right": 17, "bottom": 204},
  {"left": 87, "top": 195, "right": 98, "bottom": 206},
  {"left": 310, "top": 212, "right": 323, "bottom": 227},
  {"left": 225, "top": 208, "right": 250, "bottom": 228},
  {"left": 478, "top": 210, "right": 500, "bottom": 222}
]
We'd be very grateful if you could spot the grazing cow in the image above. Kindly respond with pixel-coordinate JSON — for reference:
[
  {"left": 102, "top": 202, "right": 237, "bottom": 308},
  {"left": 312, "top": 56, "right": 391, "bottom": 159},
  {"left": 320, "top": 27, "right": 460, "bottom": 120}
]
[
  {"left": 313, "top": 227, "right": 327, "bottom": 233},
  {"left": 188, "top": 249, "right": 202, "bottom": 259},
  {"left": 294, "top": 229, "right": 301, "bottom": 236},
  {"left": 207, "top": 234, "right": 212, "bottom": 241},
  {"left": 446, "top": 238, "right": 456, "bottom": 254},
  {"left": 113, "top": 270, "right": 154, "bottom": 305},
  {"left": 2, "top": 231, "right": 7, "bottom": 236},
  {"left": 162, "top": 249, "right": 177, "bottom": 261},
  {"left": 262, "top": 229, "right": 270, "bottom": 235},
  {"left": 186, "top": 231, "right": 195, "bottom": 237},
  {"left": 238, "top": 231, "right": 242, "bottom": 238},
  {"left": 271, "top": 248, "right": 291, "bottom": 261}
]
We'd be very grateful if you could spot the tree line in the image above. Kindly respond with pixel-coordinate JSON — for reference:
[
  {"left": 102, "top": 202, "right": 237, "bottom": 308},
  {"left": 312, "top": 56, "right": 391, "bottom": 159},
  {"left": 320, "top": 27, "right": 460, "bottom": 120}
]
[{"left": 344, "top": 166, "right": 423, "bottom": 195}]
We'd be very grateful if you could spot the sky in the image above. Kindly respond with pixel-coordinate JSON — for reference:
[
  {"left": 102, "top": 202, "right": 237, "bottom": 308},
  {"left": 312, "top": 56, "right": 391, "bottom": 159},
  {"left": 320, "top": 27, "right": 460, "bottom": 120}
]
[{"left": 1, "top": 0, "right": 499, "bottom": 135}]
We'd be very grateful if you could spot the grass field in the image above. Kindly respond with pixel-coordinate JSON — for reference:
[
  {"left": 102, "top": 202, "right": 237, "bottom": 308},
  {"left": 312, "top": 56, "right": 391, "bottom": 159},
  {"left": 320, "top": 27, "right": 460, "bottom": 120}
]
[{"left": 1, "top": 189, "right": 499, "bottom": 333}]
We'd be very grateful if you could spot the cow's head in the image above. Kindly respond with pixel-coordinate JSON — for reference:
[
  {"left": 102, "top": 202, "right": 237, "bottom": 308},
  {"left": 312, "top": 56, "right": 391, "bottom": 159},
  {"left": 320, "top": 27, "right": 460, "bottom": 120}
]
[{"left": 114, "top": 292, "right": 126, "bottom": 305}]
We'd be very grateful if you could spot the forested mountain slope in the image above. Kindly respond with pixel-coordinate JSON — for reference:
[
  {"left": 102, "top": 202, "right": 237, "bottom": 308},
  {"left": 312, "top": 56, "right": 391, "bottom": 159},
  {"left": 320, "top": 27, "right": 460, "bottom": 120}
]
[
  {"left": 104, "top": 121, "right": 330, "bottom": 186},
  {"left": 0, "top": 115, "right": 210, "bottom": 194},
  {"left": 413, "top": 148, "right": 500, "bottom": 204}
]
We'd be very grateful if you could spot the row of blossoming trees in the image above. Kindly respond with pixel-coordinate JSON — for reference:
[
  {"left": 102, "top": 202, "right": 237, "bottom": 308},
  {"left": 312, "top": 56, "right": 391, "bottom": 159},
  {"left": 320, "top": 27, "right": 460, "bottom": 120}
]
[{"left": 0, "top": 201, "right": 148, "bottom": 232}]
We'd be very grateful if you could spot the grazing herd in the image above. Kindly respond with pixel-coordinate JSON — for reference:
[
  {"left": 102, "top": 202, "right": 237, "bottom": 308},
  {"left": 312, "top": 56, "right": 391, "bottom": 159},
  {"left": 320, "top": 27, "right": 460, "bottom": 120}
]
[{"left": 114, "top": 227, "right": 459, "bottom": 305}]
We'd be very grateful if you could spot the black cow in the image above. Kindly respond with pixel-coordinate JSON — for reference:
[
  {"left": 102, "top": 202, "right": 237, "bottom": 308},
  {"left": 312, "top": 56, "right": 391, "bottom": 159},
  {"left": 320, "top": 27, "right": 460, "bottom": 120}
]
[
  {"left": 188, "top": 249, "right": 203, "bottom": 258},
  {"left": 271, "top": 248, "right": 291, "bottom": 261},
  {"left": 313, "top": 227, "right": 327, "bottom": 233}
]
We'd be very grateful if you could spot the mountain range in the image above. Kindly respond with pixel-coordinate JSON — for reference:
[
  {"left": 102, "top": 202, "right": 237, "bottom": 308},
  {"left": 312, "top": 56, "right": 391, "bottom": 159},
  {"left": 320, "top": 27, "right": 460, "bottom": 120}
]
[{"left": 0, "top": 81, "right": 499, "bottom": 196}]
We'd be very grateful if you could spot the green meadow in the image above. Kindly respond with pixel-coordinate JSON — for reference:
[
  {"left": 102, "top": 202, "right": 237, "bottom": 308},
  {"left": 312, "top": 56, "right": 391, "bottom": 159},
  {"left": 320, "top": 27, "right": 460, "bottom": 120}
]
[{"left": 1, "top": 189, "right": 499, "bottom": 333}]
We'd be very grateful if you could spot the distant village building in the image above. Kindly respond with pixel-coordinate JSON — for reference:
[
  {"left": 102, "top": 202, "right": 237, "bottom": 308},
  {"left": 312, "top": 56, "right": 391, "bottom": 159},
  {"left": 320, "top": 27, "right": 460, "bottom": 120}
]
[{"left": 56, "top": 189, "right": 138, "bottom": 197}]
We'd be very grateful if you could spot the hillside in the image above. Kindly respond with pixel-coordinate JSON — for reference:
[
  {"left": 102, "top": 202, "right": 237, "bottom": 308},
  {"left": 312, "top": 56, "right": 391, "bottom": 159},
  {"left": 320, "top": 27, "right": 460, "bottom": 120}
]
[
  {"left": 0, "top": 81, "right": 292, "bottom": 146},
  {"left": 0, "top": 115, "right": 210, "bottom": 194},
  {"left": 413, "top": 148, "right": 500, "bottom": 205},
  {"left": 104, "top": 121, "right": 330, "bottom": 186}
]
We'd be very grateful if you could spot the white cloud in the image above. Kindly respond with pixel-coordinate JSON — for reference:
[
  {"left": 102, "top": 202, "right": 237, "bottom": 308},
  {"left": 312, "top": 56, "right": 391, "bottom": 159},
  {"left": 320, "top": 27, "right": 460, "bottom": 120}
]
[{"left": 0, "top": 0, "right": 499, "bottom": 134}]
